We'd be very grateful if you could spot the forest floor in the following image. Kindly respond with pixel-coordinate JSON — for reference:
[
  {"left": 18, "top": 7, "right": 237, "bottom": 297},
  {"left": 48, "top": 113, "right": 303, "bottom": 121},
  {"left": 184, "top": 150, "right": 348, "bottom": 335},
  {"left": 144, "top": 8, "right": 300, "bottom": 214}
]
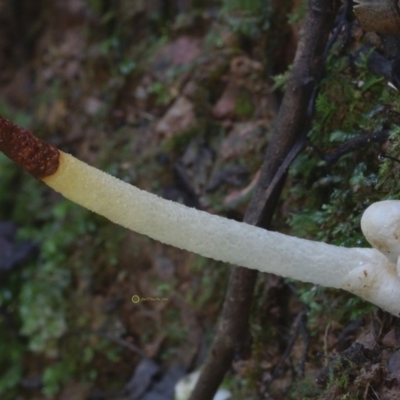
[{"left": 2, "top": 3, "right": 400, "bottom": 400}]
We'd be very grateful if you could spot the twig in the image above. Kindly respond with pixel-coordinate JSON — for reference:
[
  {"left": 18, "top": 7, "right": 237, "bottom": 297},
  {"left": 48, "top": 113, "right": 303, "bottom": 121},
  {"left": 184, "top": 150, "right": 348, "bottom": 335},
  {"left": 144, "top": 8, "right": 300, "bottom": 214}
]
[
  {"left": 264, "top": 310, "right": 307, "bottom": 392},
  {"left": 379, "top": 151, "right": 400, "bottom": 164},
  {"left": 324, "top": 130, "right": 390, "bottom": 166},
  {"left": 297, "top": 312, "right": 309, "bottom": 378}
]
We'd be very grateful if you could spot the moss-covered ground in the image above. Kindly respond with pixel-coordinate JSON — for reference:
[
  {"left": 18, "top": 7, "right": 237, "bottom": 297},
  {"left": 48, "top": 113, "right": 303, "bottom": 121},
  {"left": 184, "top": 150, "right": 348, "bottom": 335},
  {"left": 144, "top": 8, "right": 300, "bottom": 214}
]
[{"left": 1, "top": 2, "right": 400, "bottom": 399}]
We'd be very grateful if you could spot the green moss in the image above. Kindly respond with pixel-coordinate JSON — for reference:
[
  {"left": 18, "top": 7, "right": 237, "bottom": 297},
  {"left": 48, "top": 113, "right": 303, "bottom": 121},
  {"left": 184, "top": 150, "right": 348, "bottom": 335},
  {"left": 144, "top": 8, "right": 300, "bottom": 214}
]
[
  {"left": 287, "top": 45, "right": 400, "bottom": 247},
  {"left": 234, "top": 90, "right": 255, "bottom": 119},
  {"left": 288, "top": 376, "right": 321, "bottom": 399},
  {"left": 148, "top": 81, "right": 173, "bottom": 106},
  {"left": 42, "top": 360, "right": 75, "bottom": 397},
  {"left": 376, "top": 128, "right": 400, "bottom": 197},
  {"left": 0, "top": 329, "right": 23, "bottom": 399},
  {"left": 222, "top": 0, "right": 272, "bottom": 39},
  {"left": 162, "top": 120, "right": 222, "bottom": 153},
  {"left": 222, "top": 0, "right": 265, "bottom": 13}
]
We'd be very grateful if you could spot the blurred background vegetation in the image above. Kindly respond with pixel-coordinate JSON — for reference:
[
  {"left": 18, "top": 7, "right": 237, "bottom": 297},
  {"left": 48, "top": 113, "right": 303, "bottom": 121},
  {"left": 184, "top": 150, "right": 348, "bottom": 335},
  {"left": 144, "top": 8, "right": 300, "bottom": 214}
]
[{"left": 0, "top": 0, "right": 400, "bottom": 399}]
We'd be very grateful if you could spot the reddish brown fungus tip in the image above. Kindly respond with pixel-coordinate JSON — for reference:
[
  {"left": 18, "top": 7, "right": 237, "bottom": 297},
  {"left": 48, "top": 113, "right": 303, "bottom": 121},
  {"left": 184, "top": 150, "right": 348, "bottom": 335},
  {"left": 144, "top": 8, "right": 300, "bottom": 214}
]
[{"left": 0, "top": 114, "right": 60, "bottom": 179}]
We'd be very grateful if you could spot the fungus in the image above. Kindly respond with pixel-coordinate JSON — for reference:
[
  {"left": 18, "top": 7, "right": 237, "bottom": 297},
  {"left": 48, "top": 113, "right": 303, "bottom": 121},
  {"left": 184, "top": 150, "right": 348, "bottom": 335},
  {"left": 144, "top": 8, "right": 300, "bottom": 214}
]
[
  {"left": 1, "top": 115, "right": 400, "bottom": 315},
  {"left": 361, "top": 200, "right": 400, "bottom": 270}
]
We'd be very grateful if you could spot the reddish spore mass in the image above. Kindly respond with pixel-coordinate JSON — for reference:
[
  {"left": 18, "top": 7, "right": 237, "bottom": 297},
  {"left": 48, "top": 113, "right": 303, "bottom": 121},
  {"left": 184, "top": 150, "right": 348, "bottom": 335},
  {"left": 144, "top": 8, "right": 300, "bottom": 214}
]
[{"left": 0, "top": 115, "right": 59, "bottom": 179}]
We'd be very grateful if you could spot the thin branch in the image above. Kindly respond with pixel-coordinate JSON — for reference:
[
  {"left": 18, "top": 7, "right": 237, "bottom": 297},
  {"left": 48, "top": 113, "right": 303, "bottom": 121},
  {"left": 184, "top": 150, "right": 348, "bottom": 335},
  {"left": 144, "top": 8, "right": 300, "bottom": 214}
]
[
  {"left": 324, "top": 130, "right": 390, "bottom": 166},
  {"left": 265, "top": 311, "right": 307, "bottom": 390}
]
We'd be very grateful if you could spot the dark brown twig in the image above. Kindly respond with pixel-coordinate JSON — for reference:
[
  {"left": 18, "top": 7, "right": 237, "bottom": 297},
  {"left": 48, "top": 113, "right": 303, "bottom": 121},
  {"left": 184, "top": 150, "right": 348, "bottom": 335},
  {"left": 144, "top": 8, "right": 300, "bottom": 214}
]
[
  {"left": 189, "top": 1, "right": 340, "bottom": 399},
  {"left": 265, "top": 311, "right": 307, "bottom": 390},
  {"left": 379, "top": 151, "right": 400, "bottom": 164},
  {"left": 324, "top": 130, "right": 390, "bottom": 166},
  {"left": 298, "top": 312, "right": 309, "bottom": 378}
]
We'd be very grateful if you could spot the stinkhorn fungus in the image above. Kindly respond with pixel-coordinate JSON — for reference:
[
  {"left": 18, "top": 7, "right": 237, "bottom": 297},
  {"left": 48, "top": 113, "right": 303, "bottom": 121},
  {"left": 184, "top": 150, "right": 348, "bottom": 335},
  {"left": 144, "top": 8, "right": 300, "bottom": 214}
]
[{"left": 1, "top": 115, "right": 400, "bottom": 315}]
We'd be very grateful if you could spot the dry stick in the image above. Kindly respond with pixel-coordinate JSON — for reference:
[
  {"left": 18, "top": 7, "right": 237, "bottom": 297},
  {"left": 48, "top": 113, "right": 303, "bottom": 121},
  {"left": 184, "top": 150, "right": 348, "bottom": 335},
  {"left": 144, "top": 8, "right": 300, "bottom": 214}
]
[
  {"left": 266, "top": 311, "right": 307, "bottom": 391},
  {"left": 325, "top": 130, "right": 389, "bottom": 166},
  {"left": 188, "top": 1, "right": 340, "bottom": 399}
]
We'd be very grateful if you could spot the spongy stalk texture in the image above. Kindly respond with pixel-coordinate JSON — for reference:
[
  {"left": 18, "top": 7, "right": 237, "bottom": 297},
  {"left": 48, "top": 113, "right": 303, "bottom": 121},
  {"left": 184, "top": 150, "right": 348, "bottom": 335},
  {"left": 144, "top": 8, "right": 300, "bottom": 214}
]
[{"left": 43, "top": 152, "right": 371, "bottom": 289}]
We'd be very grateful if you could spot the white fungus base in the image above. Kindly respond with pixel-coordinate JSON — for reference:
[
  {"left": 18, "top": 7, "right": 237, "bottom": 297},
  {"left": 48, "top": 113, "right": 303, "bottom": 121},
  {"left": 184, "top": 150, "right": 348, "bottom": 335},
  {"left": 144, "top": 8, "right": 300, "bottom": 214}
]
[{"left": 43, "top": 152, "right": 400, "bottom": 316}]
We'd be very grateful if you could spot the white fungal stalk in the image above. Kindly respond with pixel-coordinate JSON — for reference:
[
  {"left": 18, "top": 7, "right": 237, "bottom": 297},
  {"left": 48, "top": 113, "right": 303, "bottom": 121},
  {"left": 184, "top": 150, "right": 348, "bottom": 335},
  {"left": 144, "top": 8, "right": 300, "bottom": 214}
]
[
  {"left": 2, "top": 115, "right": 398, "bottom": 315},
  {"left": 42, "top": 152, "right": 400, "bottom": 316}
]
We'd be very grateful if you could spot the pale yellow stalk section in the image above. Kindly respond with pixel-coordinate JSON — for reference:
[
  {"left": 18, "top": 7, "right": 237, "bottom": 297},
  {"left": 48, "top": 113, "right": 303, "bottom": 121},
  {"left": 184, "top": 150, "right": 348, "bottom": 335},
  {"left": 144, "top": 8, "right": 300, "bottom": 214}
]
[{"left": 43, "top": 152, "right": 400, "bottom": 316}]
